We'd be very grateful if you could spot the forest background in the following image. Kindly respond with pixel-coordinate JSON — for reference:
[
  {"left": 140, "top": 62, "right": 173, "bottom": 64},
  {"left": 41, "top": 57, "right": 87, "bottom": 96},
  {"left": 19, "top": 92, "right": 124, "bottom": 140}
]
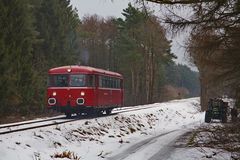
[
  {"left": 146, "top": 0, "right": 240, "bottom": 110},
  {"left": 0, "top": 0, "right": 199, "bottom": 117}
]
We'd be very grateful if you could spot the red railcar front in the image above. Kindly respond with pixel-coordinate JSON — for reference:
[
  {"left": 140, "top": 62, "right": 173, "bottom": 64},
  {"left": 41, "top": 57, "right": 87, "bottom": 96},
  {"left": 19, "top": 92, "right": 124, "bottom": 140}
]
[{"left": 47, "top": 65, "right": 123, "bottom": 117}]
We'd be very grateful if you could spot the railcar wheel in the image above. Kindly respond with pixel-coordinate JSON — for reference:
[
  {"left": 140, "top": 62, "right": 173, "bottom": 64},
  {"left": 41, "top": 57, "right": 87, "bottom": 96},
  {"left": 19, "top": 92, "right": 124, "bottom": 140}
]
[
  {"left": 77, "top": 112, "right": 83, "bottom": 117},
  {"left": 106, "top": 109, "right": 112, "bottom": 115},
  {"left": 96, "top": 109, "right": 104, "bottom": 116},
  {"left": 88, "top": 108, "right": 102, "bottom": 117},
  {"left": 65, "top": 112, "right": 72, "bottom": 118}
]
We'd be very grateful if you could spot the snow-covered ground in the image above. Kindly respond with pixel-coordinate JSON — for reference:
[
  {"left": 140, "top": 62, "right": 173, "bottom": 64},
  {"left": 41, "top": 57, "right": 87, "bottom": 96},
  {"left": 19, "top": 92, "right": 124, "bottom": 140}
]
[{"left": 0, "top": 98, "right": 221, "bottom": 160}]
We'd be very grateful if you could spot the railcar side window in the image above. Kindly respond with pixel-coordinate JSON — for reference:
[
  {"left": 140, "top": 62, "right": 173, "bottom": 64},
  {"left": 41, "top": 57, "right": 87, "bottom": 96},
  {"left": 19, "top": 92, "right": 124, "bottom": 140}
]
[
  {"left": 116, "top": 79, "right": 120, "bottom": 88},
  {"left": 99, "top": 76, "right": 121, "bottom": 88},
  {"left": 87, "top": 75, "right": 95, "bottom": 87}
]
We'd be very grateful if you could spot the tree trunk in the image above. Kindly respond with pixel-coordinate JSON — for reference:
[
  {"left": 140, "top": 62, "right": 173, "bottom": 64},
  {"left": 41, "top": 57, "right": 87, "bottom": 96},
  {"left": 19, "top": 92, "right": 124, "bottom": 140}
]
[
  {"left": 200, "top": 77, "right": 208, "bottom": 111},
  {"left": 146, "top": 53, "right": 150, "bottom": 103},
  {"left": 131, "top": 69, "right": 136, "bottom": 104}
]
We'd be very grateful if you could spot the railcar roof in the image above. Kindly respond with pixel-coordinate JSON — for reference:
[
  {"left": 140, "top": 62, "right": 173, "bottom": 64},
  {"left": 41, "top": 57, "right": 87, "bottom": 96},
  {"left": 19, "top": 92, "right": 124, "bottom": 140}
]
[{"left": 48, "top": 65, "right": 123, "bottom": 78}]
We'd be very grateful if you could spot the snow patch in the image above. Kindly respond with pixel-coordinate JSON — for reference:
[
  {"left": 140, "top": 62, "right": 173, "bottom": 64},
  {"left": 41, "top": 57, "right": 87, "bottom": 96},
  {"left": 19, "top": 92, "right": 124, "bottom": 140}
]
[{"left": 0, "top": 98, "right": 206, "bottom": 160}]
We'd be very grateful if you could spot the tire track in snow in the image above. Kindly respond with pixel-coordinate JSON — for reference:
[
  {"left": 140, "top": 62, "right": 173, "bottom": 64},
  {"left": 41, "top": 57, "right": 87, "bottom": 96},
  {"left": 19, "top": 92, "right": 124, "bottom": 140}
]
[{"left": 108, "top": 130, "right": 180, "bottom": 160}]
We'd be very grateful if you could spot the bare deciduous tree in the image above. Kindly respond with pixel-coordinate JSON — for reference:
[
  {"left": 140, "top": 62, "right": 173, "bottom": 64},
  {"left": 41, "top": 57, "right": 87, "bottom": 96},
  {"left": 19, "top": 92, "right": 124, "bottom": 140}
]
[{"left": 142, "top": 0, "right": 240, "bottom": 110}]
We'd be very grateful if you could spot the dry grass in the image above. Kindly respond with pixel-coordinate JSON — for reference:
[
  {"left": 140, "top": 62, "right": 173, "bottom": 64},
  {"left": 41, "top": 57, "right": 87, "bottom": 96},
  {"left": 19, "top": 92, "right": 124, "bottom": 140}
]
[
  {"left": 189, "top": 122, "right": 240, "bottom": 159},
  {"left": 53, "top": 150, "right": 80, "bottom": 160}
]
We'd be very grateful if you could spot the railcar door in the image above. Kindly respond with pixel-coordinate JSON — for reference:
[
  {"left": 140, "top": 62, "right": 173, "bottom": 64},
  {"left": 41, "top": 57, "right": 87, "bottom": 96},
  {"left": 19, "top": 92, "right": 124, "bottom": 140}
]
[
  {"left": 97, "top": 75, "right": 109, "bottom": 107},
  {"left": 93, "top": 74, "right": 98, "bottom": 106}
]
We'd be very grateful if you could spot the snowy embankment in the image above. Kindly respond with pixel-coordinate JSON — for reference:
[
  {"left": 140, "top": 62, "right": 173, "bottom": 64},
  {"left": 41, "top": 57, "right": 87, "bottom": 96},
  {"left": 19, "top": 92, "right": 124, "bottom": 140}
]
[{"left": 0, "top": 98, "right": 204, "bottom": 160}]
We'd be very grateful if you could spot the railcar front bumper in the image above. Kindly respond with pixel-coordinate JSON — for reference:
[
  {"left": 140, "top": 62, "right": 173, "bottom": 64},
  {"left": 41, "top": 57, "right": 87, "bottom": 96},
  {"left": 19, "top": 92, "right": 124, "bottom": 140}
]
[{"left": 47, "top": 105, "right": 92, "bottom": 114}]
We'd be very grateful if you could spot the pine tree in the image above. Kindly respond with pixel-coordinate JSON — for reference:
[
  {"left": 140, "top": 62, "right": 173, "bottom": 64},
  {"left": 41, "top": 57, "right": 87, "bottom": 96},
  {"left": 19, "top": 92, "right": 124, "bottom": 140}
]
[
  {"left": 113, "top": 4, "right": 174, "bottom": 105},
  {"left": 0, "top": 0, "right": 36, "bottom": 114},
  {"left": 34, "top": 0, "right": 80, "bottom": 68}
]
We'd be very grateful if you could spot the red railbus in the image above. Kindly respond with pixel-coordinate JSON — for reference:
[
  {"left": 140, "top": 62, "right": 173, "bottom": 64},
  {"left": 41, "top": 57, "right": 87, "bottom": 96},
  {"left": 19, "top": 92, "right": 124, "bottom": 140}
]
[{"left": 47, "top": 65, "right": 123, "bottom": 117}]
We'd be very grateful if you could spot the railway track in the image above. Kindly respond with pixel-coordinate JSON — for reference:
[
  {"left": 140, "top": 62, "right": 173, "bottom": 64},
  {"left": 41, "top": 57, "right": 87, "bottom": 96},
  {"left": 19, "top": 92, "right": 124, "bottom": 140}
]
[
  {"left": 0, "top": 115, "right": 66, "bottom": 129},
  {"left": 113, "top": 103, "right": 165, "bottom": 114},
  {"left": 0, "top": 103, "right": 166, "bottom": 135},
  {"left": 0, "top": 118, "right": 77, "bottom": 135}
]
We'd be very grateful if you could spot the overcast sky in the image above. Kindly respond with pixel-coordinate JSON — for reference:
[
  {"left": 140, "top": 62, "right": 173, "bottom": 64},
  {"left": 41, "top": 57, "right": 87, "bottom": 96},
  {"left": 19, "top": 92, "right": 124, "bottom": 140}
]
[
  {"left": 70, "top": 0, "right": 197, "bottom": 70},
  {"left": 70, "top": 0, "right": 131, "bottom": 18}
]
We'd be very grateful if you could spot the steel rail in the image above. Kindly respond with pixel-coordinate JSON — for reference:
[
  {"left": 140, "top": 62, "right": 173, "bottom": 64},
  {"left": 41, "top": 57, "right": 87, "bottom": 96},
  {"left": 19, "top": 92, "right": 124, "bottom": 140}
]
[
  {"left": 0, "top": 119, "right": 77, "bottom": 135},
  {"left": 0, "top": 116, "right": 65, "bottom": 129}
]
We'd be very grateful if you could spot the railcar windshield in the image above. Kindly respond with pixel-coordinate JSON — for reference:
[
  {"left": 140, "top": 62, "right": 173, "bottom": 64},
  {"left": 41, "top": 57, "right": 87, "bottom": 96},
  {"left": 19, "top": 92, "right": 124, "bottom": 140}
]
[
  {"left": 48, "top": 74, "right": 68, "bottom": 87},
  {"left": 70, "top": 74, "right": 86, "bottom": 87},
  {"left": 48, "top": 74, "right": 95, "bottom": 87}
]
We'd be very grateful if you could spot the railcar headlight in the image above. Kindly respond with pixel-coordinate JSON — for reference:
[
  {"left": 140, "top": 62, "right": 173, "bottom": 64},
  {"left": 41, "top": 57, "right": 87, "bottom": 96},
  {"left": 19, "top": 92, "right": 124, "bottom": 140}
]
[
  {"left": 53, "top": 92, "right": 57, "bottom": 96},
  {"left": 80, "top": 91, "right": 85, "bottom": 96}
]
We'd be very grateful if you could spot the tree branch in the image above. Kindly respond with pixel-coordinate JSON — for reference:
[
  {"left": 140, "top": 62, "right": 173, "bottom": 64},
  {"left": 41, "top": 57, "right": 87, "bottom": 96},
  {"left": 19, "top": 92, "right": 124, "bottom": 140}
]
[{"left": 145, "top": 0, "right": 215, "bottom": 5}]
